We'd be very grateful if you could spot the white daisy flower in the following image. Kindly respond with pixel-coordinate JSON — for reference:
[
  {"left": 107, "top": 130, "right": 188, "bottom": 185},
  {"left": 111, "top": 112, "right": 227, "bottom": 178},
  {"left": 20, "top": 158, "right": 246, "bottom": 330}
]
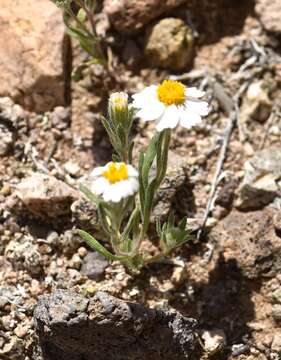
[
  {"left": 132, "top": 80, "right": 209, "bottom": 132},
  {"left": 90, "top": 162, "right": 139, "bottom": 203}
]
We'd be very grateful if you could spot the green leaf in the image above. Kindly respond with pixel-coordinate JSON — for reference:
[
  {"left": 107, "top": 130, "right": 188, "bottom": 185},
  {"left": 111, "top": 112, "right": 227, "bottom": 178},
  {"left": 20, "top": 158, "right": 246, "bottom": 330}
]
[
  {"left": 97, "top": 203, "right": 113, "bottom": 236},
  {"left": 101, "top": 116, "right": 118, "bottom": 148},
  {"left": 122, "top": 207, "right": 140, "bottom": 240},
  {"left": 179, "top": 217, "right": 187, "bottom": 231},
  {"left": 138, "top": 151, "right": 145, "bottom": 214},
  {"left": 77, "top": 230, "right": 118, "bottom": 261},
  {"left": 141, "top": 134, "right": 160, "bottom": 189},
  {"left": 79, "top": 184, "right": 100, "bottom": 207},
  {"left": 116, "top": 124, "right": 126, "bottom": 145},
  {"left": 157, "top": 213, "right": 191, "bottom": 255},
  {"left": 63, "top": 14, "right": 89, "bottom": 39},
  {"left": 142, "top": 178, "right": 157, "bottom": 234},
  {"left": 155, "top": 129, "right": 171, "bottom": 188},
  {"left": 79, "top": 36, "right": 97, "bottom": 58},
  {"left": 112, "top": 153, "right": 120, "bottom": 162},
  {"left": 77, "top": 8, "right": 87, "bottom": 23}
]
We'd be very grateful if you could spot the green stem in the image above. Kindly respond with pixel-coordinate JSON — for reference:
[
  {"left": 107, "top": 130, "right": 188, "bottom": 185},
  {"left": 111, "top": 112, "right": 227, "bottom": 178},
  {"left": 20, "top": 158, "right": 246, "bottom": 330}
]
[
  {"left": 72, "top": 0, "right": 106, "bottom": 66},
  {"left": 140, "top": 129, "right": 171, "bottom": 238},
  {"left": 156, "top": 129, "right": 171, "bottom": 187}
]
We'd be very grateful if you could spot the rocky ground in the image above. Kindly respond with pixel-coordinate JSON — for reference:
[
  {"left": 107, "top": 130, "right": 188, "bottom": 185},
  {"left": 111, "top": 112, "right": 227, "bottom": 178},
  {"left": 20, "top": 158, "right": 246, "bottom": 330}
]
[{"left": 1, "top": 0, "right": 281, "bottom": 359}]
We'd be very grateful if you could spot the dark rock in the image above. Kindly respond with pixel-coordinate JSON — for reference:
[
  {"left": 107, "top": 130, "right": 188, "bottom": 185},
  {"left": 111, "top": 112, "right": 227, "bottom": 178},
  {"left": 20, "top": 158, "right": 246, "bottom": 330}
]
[
  {"left": 215, "top": 179, "right": 238, "bottom": 209},
  {"left": 122, "top": 40, "right": 142, "bottom": 68},
  {"left": 80, "top": 252, "right": 109, "bottom": 281},
  {"left": 34, "top": 289, "right": 198, "bottom": 360},
  {"left": 211, "top": 208, "right": 281, "bottom": 279}
]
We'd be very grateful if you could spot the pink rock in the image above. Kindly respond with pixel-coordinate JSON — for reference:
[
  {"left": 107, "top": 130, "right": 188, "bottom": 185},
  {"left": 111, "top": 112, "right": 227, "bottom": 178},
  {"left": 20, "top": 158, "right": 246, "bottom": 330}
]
[
  {"left": 256, "top": 0, "right": 281, "bottom": 34},
  {"left": 0, "top": 0, "right": 67, "bottom": 112}
]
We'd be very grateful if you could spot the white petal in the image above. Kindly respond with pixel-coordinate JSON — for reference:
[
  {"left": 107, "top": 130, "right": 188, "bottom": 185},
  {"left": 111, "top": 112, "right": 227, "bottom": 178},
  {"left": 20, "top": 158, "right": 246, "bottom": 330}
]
[
  {"left": 127, "top": 165, "right": 138, "bottom": 177},
  {"left": 102, "top": 179, "right": 138, "bottom": 203},
  {"left": 155, "top": 105, "right": 180, "bottom": 132},
  {"left": 179, "top": 108, "right": 202, "bottom": 129},
  {"left": 103, "top": 183, "right": 122, "bottom": 203},
  {"left": 185, "top": 100, "right": 209, "bottom": 116},
  {"left": 90, "top": 166, "right": 105, "bottom": 178},
  {"left": 135, "top": 100, "right": 165, "bottom": 122},
  {"left": 132, "top": 85, "right": 157, "bottom": 106},
  {"left": 91, "top": 177, "right": 109, "bottom": 195},
  {"left": 127, "top": 178, "right": 139, "bottom": 194},
  {"left": 185, "top": 87, "right": 205, "bottom": 98},
  {"left": 118, "top": 178, "right": 139, "bottom": 196}
]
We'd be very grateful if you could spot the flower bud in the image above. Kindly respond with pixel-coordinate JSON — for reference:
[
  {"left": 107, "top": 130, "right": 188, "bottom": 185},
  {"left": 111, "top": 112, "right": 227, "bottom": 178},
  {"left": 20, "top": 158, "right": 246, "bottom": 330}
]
[{"left": 109, "top": 92, "right": 128, "bottom": 113}]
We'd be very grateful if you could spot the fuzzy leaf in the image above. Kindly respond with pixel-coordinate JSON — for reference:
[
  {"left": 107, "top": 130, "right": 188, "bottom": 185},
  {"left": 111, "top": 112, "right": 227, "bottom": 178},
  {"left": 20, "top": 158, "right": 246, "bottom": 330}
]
[
  {"left": 141, "top": 134, "right": 160, "bottom": 189},
  {"left": 79, "top": 184, "right": 100, "bottom": 207},
  {"left": 77, "top": 230, "right": 124, "bottom": 261},
  {"left": 138, "top": 151, "right": 145, "bottom": 214}
]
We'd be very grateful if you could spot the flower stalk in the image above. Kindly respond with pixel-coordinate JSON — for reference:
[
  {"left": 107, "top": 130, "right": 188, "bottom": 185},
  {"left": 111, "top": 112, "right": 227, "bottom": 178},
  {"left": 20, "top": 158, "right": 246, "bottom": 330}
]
[{"left": 51, "top": 0, "right": 107, "bottom": 68}]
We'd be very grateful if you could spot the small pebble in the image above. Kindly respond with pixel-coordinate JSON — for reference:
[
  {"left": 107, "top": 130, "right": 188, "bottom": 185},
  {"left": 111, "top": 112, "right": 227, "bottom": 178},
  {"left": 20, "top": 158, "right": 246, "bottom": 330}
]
[
  {"left": 0, "top": 183, "right": 11, "bottom": 196},
  {"left": 78, "top": 247, "right": 88, "bottom": 258},
  {"left": 202, "top": 329, "right": 226, "bottom": 354},
  {"left": 231, "top": 343, "right": 250, "bottom": 356},
  {"left": 69, "top": 254, "right": 82, "bottom": 270},
  {"left": 14, "top": 324, "right": 28, "bottom": 338}
]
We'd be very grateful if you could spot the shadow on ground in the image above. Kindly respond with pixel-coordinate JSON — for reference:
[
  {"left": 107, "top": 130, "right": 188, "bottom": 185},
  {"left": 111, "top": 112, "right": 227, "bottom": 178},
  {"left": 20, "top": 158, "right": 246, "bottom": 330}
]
[{"left": 172, "top": 0, "right": 256, "bottom": 45}]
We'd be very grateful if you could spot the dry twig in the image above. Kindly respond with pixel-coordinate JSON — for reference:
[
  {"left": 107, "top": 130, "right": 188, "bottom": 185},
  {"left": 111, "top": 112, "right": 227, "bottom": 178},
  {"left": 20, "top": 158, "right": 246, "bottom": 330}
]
[{"left": 197, "top": 76, "right": 241, "bottom": 240}]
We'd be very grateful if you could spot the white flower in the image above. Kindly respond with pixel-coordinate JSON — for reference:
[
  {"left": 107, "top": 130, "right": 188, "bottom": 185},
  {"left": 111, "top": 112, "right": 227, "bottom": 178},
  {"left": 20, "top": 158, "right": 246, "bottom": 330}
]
[
  {"left": 132, "top": 80, "right": 209, "bottom": 132},
  {"left": 90, "top": 162, "right": 139, "bottom": 203}
]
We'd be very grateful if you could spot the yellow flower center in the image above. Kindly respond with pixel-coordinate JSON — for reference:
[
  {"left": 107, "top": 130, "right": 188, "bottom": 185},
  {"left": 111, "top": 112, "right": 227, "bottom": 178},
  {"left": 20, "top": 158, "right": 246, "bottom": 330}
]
[
  {"left": 157, "top": 80, "right": 185, "bottom": 106},
  {"left": 102, "top": 162, "right": 129, "bottom": 184}
]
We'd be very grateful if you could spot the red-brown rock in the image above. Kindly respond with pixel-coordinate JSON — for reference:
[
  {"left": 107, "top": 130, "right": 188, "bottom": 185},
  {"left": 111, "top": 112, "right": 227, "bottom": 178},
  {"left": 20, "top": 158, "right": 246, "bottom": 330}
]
[{"left": 103, "top": 0, "right": 186, "bottom": 34}]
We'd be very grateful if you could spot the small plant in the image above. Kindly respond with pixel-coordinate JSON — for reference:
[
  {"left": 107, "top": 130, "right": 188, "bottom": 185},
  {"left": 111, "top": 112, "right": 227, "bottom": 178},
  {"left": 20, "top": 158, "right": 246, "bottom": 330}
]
[
  {"left": 51, "top": 0, "right": 106, "bottom": 67},
  {"left": 78, "top": 82, "right": 209, "bottom": 271}
]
